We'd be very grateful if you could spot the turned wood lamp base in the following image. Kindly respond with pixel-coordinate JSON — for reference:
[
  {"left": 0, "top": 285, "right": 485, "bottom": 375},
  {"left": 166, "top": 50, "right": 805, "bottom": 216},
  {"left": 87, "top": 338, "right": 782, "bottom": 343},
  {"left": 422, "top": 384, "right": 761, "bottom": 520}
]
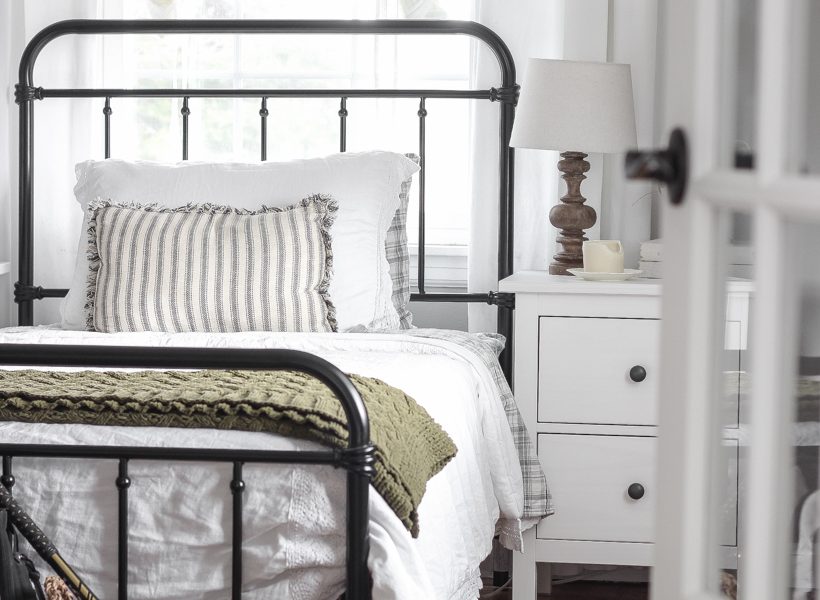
[{"left": 549, "top": 151, "right": 597, "bottom": 275}]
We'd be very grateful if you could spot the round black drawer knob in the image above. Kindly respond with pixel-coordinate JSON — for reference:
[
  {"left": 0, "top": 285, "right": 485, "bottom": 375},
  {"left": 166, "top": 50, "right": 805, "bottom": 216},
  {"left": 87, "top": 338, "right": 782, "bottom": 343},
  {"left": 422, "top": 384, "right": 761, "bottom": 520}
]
[
  {"left": 629, "top": 365, "right": 647, "bottom": 383},
  {"left": 627, "top": 483, "right": 645, "bottom": 500}
]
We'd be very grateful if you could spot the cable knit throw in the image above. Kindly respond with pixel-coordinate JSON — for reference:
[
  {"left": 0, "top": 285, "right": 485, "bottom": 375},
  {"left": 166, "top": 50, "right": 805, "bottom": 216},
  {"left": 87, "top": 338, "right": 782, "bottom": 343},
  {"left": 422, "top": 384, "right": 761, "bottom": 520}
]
[{"left": 0, "top": 369, "right": 457, "bottom": 536}]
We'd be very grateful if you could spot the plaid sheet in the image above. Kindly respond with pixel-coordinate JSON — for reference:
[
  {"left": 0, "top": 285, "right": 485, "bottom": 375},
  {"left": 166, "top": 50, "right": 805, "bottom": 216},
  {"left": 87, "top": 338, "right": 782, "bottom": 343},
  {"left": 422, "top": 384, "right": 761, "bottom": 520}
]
[
  {"left": 385, "top": 154, "right": 420, "bottom": 330},
  {"left": 379, "top": 328, "right": 553, "bottom": 520}
]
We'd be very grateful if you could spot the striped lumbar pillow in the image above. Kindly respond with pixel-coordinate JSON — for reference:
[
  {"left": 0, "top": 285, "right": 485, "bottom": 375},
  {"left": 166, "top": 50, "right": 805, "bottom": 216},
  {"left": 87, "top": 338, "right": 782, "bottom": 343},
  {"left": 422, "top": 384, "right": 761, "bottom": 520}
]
[{"left": 85, "top": 195, "right": 337, "bottom": 333}]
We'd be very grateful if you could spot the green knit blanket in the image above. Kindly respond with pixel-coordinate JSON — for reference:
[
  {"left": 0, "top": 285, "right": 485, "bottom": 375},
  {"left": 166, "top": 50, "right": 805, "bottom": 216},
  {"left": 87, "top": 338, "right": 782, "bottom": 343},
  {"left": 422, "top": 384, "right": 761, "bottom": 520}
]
[{"left": 0, "top": 369, "right": 457, "bottom": 536}]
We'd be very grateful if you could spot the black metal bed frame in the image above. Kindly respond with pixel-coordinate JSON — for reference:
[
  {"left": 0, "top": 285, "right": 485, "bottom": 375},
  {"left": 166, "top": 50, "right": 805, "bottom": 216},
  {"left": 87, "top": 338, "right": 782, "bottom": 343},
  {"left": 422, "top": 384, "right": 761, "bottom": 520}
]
[{"left": 2, "top": 19, "right": 518, "bottom": 600}]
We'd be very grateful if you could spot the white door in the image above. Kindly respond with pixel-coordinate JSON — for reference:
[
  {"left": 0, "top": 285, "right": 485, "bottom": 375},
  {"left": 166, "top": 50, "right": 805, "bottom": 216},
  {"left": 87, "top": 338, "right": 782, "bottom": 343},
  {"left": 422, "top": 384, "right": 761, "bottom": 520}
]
[{"left": 645, "top": 0, "right": 820, "bottom": 599}]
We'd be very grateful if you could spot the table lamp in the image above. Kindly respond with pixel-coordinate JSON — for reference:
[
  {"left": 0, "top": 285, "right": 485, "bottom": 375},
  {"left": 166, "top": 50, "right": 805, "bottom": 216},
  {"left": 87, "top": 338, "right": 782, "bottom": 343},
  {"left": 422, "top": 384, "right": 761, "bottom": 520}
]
[{"left": 510, "top": 58, "right": 637, "bottom": 275}]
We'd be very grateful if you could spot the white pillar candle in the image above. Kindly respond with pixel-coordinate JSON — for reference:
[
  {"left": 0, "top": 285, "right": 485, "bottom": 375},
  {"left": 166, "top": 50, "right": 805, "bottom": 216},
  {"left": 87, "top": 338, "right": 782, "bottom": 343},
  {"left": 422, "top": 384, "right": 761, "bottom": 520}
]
[{"left": 582, "top": 240, "right": 624, "bottom": 273}]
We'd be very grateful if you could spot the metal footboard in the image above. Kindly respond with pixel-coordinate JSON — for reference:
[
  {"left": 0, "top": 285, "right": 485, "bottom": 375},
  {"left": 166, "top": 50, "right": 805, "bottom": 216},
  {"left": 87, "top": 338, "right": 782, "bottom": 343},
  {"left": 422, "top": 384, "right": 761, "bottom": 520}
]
[{"left": 0, "top": 344, "right": 375, "bottom": 600}]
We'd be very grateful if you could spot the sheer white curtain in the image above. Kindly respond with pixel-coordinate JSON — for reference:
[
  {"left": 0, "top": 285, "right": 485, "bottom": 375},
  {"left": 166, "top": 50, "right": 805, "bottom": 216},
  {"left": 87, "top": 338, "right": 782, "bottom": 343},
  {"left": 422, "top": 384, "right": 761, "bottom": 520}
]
[
  {"left": 469, "top": 0, "right": 565, "bottom": 333},
  {"left": 0, "top": 1, "right": 14, "bottom": 326},
  {"left": 3, "top": 0, "right": 103, "bottom": 326}
]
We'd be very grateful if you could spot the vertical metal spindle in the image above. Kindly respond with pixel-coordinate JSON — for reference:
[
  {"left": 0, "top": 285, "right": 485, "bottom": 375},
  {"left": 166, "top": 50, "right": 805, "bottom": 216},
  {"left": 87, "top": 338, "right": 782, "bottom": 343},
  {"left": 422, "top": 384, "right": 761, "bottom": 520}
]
[
  {"left": 338, "top": 97, "right": 348, "bottom": 153},
  {"left": 18, "top": 88, "right": 34, "bottom": 326},
  {"left": 103, "top": 97, "right": 112, "bottom": 159},
  {"left": 181, "top": 97, "right": 190, "bottom": 160},
  {"left": 417, "top": 97, "right": 427, "bottom": 294},
  {"left": 230, "top": 462, "right": 245, "bottom": 600},
  {"left": 116, "top": 459, "right": 131, "bottom": 600},
  {"left": 346, "top": 468, "right": 371, "bottom": 599},
  {"left": 1, "top": 456, "right": 14, "bottom": 543},
  {"left": 1, "top": 456, "right": 13, "bottom": 493},
  {"left": 259, "top": 98, "right": 268, "bottom": 161}
]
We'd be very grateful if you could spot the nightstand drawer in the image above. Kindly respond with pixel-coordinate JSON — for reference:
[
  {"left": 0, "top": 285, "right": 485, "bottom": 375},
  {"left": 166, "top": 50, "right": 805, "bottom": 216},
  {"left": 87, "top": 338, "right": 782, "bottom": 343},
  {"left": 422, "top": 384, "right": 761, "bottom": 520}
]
[
  {"left": 536, "top": 434, "right": 738, "bottom": 545},
  {"left": 537, "top": 434, "right": 657, "bottom": 543},
  {"left": 538, "top": 316, "right": 660, "bottom": 425}
]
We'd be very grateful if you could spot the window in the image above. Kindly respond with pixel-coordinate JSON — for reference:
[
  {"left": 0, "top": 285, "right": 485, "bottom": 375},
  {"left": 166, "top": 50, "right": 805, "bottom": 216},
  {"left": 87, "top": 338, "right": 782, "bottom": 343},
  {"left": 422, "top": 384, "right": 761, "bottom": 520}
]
[{"left": 101, "top": 0, "right": 477, "bottom": 288}]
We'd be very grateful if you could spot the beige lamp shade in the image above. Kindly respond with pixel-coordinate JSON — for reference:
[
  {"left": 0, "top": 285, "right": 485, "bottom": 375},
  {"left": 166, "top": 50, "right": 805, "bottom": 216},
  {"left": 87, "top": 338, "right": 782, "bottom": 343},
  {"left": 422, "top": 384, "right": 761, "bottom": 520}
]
[{"left": 510, "top": 58, "right": 637, "bottom": 154}]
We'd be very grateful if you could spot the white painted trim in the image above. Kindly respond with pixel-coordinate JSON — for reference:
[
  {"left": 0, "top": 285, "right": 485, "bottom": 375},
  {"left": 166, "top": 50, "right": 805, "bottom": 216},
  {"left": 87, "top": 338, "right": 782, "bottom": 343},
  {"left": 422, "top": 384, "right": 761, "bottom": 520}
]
[
  {"left": 732, "top": 0, "right": 805, "bottom": 597},
  {"left": 408, "top": 244, "right": 467, "bottom": 257},
  {"left": 652, "top": 0, "right": 724, "bottom": 597},
  {"left": 529, "top": 538, "right": 739, "bottom": 571},
  {"left": 741, "top": 213, "right": 798, "bottom": 600},
  {"left": 539, "top": 423, "right": 656, "bottom": 437},
  {"left": 692, "top": 170, "right": 759, "bottom": 210},
  {"left": 531, "top": 538, "right": 654, "bottom": 567},
  {"left": 408, "top": 244, "right": 467, "bottom": 289},
  {"left": 759, "top": 177, "right": 820, "bottom": 219},
  {"left": 537, "top": 424, "right": 741, "bottom": 443},
  {"left": 694, "top": 172, "right": 820, "bottom": 219},
  {"left": 499, "top": 271, "right": 662, "bottom": 296},
  {"left": 688, "top": 1, "right": 736, "bottom": 590}
]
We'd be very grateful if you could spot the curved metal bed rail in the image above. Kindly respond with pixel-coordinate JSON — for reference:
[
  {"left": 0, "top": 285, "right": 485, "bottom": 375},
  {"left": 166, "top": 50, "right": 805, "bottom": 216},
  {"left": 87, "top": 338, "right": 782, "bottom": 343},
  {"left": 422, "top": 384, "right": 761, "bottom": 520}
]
[
  {"left": 0, "top": 344, "right": 374, "bottom": 599},
  {"left": 17, "top": 19, "right": 515, "bottom": 88}
]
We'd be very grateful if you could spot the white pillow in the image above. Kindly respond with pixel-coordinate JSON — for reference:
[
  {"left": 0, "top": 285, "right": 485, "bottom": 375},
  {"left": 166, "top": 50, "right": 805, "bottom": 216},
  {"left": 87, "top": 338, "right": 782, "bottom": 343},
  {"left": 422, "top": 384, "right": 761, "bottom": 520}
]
[{"left": 62, "top": 151, "right": 420, "bottom": 332}]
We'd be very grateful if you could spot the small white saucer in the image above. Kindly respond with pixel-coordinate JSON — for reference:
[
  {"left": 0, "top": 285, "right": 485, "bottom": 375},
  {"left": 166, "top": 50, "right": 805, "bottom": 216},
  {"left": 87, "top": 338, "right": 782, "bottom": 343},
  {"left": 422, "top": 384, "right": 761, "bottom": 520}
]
[{"left": 567, "top": 268, "right": 643, "bottom": 281}]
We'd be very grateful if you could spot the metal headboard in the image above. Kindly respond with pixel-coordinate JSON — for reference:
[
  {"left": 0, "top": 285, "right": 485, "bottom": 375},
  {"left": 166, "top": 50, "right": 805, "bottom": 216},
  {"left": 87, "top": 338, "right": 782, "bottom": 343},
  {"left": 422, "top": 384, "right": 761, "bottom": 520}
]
[{"left": 14, "top": 19, "right": 518, "bottom": 379}]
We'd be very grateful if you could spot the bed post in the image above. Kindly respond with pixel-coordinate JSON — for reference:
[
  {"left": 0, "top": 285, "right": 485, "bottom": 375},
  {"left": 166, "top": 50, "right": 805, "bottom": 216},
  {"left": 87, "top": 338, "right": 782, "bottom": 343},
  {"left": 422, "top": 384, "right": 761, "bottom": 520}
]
[
  {"left": 14, "top": 74, "right": 36, "bottom": 326},
  {"left": 490, "top": 41, "right": 518, "bottom": 387},
  {"left": 497, "top": 96, "right": 516, "bottom": 386}
]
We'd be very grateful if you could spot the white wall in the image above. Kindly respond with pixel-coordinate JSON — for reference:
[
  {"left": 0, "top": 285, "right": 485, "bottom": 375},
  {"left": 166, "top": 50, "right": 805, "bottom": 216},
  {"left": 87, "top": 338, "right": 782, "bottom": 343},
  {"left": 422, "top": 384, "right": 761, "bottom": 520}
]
[
  {"left": 805, "top": 0, "right": 820, "bottom": 174},
  {"left": 558, "top": 0, "right": 658, "bottom": 268},
  {"left": 601, "top": 0, "right": 658, "bottom": 268}
]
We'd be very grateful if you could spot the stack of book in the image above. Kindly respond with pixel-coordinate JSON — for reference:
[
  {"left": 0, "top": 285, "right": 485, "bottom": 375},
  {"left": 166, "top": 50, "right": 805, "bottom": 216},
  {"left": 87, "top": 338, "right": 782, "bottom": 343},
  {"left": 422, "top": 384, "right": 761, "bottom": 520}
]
[
  {"left": 639, "top": 239, "right": 663, "bottom": 279},
  {"left": 639, "top": 239, "right": 754, "bottom": 279}
]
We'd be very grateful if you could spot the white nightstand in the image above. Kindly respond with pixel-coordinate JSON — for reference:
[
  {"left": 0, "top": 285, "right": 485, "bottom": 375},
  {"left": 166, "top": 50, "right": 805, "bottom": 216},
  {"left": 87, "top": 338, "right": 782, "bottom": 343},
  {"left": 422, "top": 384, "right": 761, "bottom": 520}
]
[{"left": 500, "top": 271, "right": 750, "bottom": 599}]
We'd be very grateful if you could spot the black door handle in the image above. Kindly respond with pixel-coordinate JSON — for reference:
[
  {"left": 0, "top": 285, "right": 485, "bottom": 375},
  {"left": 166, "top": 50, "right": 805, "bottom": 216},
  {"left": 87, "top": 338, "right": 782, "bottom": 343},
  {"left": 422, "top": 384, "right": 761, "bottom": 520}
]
[
  {"left": 624, "top": 128, "right": 689, "bottom": 205},
  {"left": 629, "top": 365, "right": 647, "bottom": 383}
]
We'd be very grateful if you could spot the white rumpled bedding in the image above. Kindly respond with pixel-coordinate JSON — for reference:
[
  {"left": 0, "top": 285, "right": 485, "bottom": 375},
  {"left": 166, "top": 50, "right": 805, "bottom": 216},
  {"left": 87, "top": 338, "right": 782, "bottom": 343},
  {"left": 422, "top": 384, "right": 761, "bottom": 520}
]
[{"left": 0, "top": 326, "right": 531, "bottom": 600}]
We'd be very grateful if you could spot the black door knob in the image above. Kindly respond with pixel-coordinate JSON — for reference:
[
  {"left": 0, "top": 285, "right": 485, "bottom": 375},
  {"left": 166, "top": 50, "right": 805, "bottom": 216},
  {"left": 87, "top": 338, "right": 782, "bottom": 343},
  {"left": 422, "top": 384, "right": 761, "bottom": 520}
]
[
  {"left": 629, "top": 365, "right": 647, "bottom": 383},
  {"left": 625, "top": 128, "right": 689, "bottom": 205},
  {"left": 627, "top": 483, "right": 645, "bottom": 500}
]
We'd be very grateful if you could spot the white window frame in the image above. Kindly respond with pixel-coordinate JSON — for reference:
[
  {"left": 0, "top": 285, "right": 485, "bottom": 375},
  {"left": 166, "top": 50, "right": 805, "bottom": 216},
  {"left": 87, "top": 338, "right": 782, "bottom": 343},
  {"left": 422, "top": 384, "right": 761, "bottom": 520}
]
[{"left": 101, "top": 0, "right": 477, "bottom": 289}]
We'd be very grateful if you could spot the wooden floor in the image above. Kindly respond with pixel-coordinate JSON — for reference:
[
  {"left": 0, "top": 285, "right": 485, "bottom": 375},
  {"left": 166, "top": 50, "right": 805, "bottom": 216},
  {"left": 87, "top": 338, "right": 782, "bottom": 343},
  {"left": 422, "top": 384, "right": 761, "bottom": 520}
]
[{"left": 486, "top": 581, "right": 649, "bottom": 599}]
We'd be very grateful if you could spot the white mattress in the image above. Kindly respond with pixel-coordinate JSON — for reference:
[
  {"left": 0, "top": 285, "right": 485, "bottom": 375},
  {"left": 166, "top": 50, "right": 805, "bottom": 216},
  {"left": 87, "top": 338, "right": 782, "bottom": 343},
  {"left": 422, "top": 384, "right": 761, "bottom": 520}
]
[{"left": 0, "top": 326, "right": 529, "bottom": 600}]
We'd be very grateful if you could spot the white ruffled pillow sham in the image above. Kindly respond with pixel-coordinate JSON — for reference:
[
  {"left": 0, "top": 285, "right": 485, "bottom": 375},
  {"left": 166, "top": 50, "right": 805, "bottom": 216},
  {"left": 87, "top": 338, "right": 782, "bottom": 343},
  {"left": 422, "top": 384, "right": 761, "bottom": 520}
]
[{"left": 61, "top": 151, "right": 420, "bottom": 332}]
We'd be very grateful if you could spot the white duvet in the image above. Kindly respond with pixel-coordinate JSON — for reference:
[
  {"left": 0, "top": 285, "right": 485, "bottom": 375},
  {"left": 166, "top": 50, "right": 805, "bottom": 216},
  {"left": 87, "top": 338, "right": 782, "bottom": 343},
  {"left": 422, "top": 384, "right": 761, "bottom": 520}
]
[{"left": 0, "top": 326, "right": 528, "bottom": 600}]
